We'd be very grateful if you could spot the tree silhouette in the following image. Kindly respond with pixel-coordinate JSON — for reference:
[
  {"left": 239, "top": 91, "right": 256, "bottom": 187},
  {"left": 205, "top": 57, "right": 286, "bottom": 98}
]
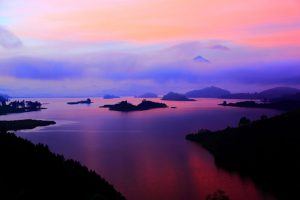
[{"left": 238, "top": 117, "right": 251, "bottom": 127}]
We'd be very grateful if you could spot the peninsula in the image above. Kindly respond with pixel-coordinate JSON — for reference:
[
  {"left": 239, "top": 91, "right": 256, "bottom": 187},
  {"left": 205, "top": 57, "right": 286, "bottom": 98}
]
[
  {"left": 0, "top": 130, "right": 125, "bottom": 200},
  {"left": 0, "top": 100, "right": 44, "bottom": 115},
  {"left": 220, "top": 94, "right": 300, "bottom": 111},
  {"left": 0, "top": 119, "right": 56, "bottom": 131},
  {"left": 186, "top": 109, "right": 300, "bottom": 199}
]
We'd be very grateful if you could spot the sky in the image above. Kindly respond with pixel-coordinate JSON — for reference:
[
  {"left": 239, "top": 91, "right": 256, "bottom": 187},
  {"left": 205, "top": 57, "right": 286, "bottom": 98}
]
[{"left": 0, "top": 0, "right": 300, "bottom": 97}]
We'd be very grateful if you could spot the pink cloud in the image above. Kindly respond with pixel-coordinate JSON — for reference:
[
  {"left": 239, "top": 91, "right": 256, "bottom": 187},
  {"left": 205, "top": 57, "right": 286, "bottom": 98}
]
[{"left": 1, "top": 0, "right": 299, "bottom": 47}]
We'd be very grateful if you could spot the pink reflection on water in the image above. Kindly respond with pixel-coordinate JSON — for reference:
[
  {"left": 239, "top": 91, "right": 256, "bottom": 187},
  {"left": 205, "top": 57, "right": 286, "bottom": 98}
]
[{"left": 9, "top": 97, "right": 280, "bottom": 200}]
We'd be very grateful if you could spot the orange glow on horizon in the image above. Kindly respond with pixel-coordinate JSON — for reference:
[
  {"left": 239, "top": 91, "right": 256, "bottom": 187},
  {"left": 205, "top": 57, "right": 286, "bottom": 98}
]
[{"left": 2, "top": 0, "right": 299, "bottom": 46}]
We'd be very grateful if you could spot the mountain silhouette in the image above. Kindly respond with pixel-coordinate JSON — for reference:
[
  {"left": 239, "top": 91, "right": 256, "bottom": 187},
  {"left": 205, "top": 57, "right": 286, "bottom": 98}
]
[
  {"left": 186, "top": 86, "right": 230, "bottom": 98},
  {"left": 193, "top": 55, "right": 210, "bottom": 63}
]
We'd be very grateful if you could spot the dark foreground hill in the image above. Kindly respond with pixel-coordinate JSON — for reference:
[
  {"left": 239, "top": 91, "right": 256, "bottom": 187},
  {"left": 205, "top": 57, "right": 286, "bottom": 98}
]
[
  {"left": 186, "top": 110, "right": 300, "bottom": 199},
  {"left": 0, "top": 131, "right": 125, "bottom": 200}
]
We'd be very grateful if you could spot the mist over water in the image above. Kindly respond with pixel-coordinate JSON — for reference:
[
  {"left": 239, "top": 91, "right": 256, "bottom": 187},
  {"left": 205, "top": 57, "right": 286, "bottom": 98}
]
[{"left": 1, "top": 98, "right": 280, "bottom": 200}]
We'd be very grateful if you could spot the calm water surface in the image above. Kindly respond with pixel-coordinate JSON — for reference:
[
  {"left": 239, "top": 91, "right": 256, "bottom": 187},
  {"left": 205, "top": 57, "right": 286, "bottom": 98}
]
[{"left": 1, "top": 98, "right": 280, "bottom": 200}]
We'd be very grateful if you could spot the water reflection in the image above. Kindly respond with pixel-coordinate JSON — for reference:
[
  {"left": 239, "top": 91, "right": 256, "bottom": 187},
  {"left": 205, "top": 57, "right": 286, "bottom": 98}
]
[{"left": 1, "top": 98, "right": 279, "bottom": 200}]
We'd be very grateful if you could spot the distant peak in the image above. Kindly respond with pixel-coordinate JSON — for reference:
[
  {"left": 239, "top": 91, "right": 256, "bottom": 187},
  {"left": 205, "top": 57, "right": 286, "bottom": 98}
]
[{"left": 193, "top": 56, "right": 210, "bottom": 63}]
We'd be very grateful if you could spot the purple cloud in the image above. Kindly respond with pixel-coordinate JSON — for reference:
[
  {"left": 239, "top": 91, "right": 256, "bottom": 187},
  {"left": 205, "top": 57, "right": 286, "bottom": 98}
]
[
  {"left": 0, "top": 57, "right": 83, "bottom": 80},
  {"left": 209, "top": 45, "right": 230, "bottom": 51}
]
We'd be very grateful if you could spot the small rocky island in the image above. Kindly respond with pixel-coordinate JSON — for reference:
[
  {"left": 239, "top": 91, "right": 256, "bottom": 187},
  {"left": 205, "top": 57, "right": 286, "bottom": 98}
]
[
  {"left": 101, "top": 99, "right": 168, "bottom": 112},
  {"left": 162, "top": 92, "right": 195, "bottom": 101},
  {"left": 0, "top": 99, "right": 44, "bottom": 115},
  {"left": 67, "top": 98, "right": 92, "bottom": 105}
]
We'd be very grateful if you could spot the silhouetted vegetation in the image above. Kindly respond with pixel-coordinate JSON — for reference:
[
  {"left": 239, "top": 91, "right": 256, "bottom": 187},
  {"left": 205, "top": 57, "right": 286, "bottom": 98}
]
[
  {"left": 186, "top": 109, "right": 300, "bottom": 199},
  {"left": 0, "top": 131, "right": 125, "bottom": 200},
  {"left": 206, "top": 190, "right": 230, "bottom": 200},
  {"left": 0, "top": 119, "right": 56, "bottom": 131},
  {"left": 0, "top": 94, "right": 9, "bottom": 103},
  {"left": 0, "top": 99, "right": 44, "bottom": 115},
  {"left": 67, "top": 98, "right": 92, "bottom": 105},
  {"left": 238, "top": 117, "right": 251, "bottom": 127},
  {"left": 101, "top": 99, "right": 167, "bottom": 112}
]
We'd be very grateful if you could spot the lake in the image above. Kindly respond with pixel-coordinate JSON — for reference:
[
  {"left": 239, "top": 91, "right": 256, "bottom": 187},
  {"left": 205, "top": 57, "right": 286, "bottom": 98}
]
[{"left": 0, "top": 98, "right": 280, "bottom": 200}]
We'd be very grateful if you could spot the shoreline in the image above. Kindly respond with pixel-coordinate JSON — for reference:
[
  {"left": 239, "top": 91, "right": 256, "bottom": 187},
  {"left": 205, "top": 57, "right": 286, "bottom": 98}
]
[{"left": 186, "top": 109, "right": 300, "bottom": 199}]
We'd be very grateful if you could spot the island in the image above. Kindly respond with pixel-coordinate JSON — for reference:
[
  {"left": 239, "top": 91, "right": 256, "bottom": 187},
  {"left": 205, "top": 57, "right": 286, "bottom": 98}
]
[
  {"left": 186, "top": 109, "right": 300, "bottom": 199},
  {"left": 0, "top": 99, "right": 44, "bottom": 115},
  {"left": 0, "top": 129, "right": 125, "bottom": 200},
  {"left": 136, "top": 93, "right": 158, "bottom": 98},
  {"left": 67, "top": 98, "right": 92, "bottom": 105},
  {"left": 103, "top": 94, "right": 120, "bottom": 99},
  {"left": 0, "top": 119, "right": 56, "bottom": 131},
  {"left": 100, "top": 99, "right": 168, "bottom": 112},
  {"left": 162, "top": 92, "right": 195, "bottom": 101}
]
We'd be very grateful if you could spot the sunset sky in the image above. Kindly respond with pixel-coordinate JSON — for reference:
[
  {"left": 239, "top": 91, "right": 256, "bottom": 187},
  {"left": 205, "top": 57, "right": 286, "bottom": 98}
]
[{"left": 1, "top": 0, "right": 300, "bottom": 97}]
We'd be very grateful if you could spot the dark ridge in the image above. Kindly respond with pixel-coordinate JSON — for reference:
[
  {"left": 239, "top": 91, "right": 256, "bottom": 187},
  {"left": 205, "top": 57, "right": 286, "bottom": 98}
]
[
  {"left": 222, "top": 87, "right": 300, "bottom": 100},
  {"left": 0, "top": 131, "right": 125, "bottom": 200},
  {"left": 136, "top": 92, "right": 158, "bottom": 98},
  {"left": 258, "top": 87, "right": 300, "bottom": 99},
  {"left": 0, "top": 119, "right": 56, "bottom": 131},
  {"left": 186, "top": 109, "right": 300, "bottom": 199},
  {"left": 101, "top": 100, "right": 167, "bottom": 112},
  {"left": 67, "top": 98, "right": 92, "bottom": 105},
  {"left": 185, "top": 86, "right": 231, "bottom": 98}
]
